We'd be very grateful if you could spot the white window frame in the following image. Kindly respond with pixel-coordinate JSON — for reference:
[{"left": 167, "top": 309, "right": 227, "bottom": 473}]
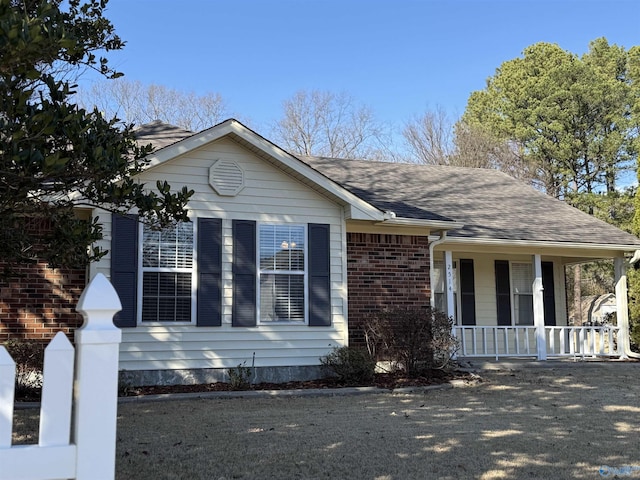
[
  {"left": 137, "top": 220, "right": 197, "bottom": 325},
  {"left": 510, "top": 261, "right": 534, "bottom": 326},
  {"left": 257, "top": 223, "right": 308, "bottom": 325}
]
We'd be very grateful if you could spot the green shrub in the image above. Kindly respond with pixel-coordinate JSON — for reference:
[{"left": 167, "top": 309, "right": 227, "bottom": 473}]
[
  {"left": 228, "top": 362, "right": 252, "bottom": 390},
  {"left": 320, "top": 346, "right": 376, "bottom": 384},
  {"left": 364, "top": 307, "right": 458, "bottom": 377}
]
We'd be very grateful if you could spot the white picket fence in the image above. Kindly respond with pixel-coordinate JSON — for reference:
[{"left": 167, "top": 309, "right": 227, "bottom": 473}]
[{"left": 0, "top": 273, "right": 122, "bottom": 480}]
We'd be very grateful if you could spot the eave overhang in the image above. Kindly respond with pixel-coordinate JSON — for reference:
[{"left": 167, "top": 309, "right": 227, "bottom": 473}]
[{"left": 428, "top": 236, "right": 640, "bottom": 262}]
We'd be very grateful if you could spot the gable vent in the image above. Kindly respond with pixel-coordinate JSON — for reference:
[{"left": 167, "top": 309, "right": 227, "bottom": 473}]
[{"left": 209, "top": 159, "right": 245, "bottom": 196}]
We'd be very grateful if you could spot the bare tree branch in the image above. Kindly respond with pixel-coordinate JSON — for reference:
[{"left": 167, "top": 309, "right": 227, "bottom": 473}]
[
  {"left": 271, "top": 90, "right": 391, "bottom": 160},
  {"left": 76, "top": 79, "right": 229, "bottom": 131}
]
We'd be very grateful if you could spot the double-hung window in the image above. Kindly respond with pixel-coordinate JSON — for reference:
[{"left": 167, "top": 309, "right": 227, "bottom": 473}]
[
  {"left": 140, "top": 222, "right": 195, "bottom": 323},
  {"left": 511, "top": 262, "right": 534, "bottom": 325},
  {"left": 258, "top": 224, "right": 306, "bottom": 324}
]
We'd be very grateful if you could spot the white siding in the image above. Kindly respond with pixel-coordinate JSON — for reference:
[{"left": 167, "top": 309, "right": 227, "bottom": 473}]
[{"left": 93, "top": 138, "right": 347, "bottom": 371}]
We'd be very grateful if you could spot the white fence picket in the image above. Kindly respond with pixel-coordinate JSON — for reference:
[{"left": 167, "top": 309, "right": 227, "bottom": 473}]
[
  {"left": 39, "top": 332, "right": 74, "bottom": 447},
  {"left": 0, "top": 273, "right": 122, "bottom": 480},
  {"left": 0, "top": 347, "right": 16, "bottom": 448},
  {"left": 73, "top": 273, "right": 122, "bottom": 480}
]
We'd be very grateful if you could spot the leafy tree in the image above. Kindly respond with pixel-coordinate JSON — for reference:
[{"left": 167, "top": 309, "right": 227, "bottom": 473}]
[
  {"left": 462, "top": 38, "right": 636, "bottom": 199},
  {"left": 77, "top": 78, "right": 230, "bottom": 132},
  {"left": 0, "top": 0, "right": 193, "bottom": 268},
  {"left": 460, "top": 38, "right": 640, "bottom": 349}
]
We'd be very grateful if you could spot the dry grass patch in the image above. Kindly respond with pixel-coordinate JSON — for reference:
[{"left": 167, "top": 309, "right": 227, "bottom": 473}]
[{"left": 12, "top": 362, "right": 640, "bottom": 479}]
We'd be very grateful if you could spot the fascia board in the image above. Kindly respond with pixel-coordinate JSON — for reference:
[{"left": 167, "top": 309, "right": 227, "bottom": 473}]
[
  {"left": 377, "top": 217, "right": 463, "bottom": 230},
  {"left": 436, "top": 236, "right": 640, "bottom": 252}
]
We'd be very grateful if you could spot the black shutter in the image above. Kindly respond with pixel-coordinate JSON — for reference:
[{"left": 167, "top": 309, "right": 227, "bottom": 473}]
[
  {"left": 111, "top": 214, "right": 138, "bottom": 328},
  {"left": 495, "top": 260, "right": 512, "bottom": 326},
  {"left": 232, "top": 220, "right": 257, "bottom": 327},
  {"left": 308, "top": 223, "right": 331, "bottom": 327},
  {"left": 542, "top": 261, "right": 556, "bottom": 326},
  {"left": 197, "top": 218, "right": 222, "bottom": 326},
  {"left": 459, "top": 259, "right": 476, "bottom": 326}
]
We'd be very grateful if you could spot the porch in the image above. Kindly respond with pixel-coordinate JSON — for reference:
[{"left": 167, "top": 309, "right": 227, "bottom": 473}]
[{"left": 432, "top": 244, "right": 634, "bottom": 361}]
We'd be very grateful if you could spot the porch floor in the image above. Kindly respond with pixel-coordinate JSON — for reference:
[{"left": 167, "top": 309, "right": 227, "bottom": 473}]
[{"left": 457, "top": 356, "right": 638, "bottom": 371}]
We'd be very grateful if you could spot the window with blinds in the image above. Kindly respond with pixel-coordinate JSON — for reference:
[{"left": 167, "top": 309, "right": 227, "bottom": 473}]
[
  {"left": 512, "top": 262, "right": 534, "bottom": 325},
  {"left": 140, "top": 222, "right": 194, "bottom": 323},
  {"left": 258, "top": 224, "right": 306, "bottom": 323}
]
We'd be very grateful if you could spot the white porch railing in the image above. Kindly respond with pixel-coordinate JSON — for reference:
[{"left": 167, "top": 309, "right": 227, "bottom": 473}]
[
  {"left": 455, "top": 326, "right": 538, "bottom": 360},
  {"left": 0, "top": 273, "right": 122, "bottom": 480},
  {"left": 454, "top": 325, "right": 621, "bottom": 360},
  {"left": 545, "top": 326, "right": 621, "bottom": 358}
]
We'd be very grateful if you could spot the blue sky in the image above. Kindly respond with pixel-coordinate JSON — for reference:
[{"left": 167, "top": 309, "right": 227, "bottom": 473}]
[{"left": 88, "top": 0, "right": 640, "bottom": 132}]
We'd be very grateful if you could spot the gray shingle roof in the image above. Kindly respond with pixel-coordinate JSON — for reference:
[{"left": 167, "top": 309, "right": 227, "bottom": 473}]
[
  {"left": 133, "top": 120, "right": 193, "bottom": 150},
  {"left": 130, "top": 120, "right": 640, "bottom": 248},
  {"left": 300, "top": 156, "right": 640, "bottom": 247}
]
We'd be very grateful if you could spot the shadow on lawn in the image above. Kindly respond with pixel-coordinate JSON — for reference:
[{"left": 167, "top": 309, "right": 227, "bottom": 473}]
[{"left": 13, "top": 363, "right": 640, "bottom": 479}]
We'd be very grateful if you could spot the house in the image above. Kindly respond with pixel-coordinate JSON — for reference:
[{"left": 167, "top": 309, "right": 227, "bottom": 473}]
[
  {"left": 3, "top": 118, "right": 640, "bottom": 385},
  {"left": 571, "top": 293, "right": 617, "bottom": 326}
]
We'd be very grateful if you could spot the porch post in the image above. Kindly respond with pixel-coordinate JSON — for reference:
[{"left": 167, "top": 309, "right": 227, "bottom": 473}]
[
  {"left": 444, "top": 250, "right": 456, "bottom": 322},
  {"left": 532, "top": 254, "right": 547, "bottom": 360},
  {"left": 614, "top": 257, "right": 630, "bottom": 359}
]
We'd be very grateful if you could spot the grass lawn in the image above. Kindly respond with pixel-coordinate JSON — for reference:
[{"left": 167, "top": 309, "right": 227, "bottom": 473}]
[{"left": 12, "top": 361, "right": 640, "bottom": 479}]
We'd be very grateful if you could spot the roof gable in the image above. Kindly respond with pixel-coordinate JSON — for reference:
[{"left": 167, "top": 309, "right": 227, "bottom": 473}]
[{"left": 133, "top": 120, "right": 389, "bottom": 223}]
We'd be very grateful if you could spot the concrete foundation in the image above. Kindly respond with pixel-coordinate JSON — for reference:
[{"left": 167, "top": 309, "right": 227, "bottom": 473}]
[{"left": 119, "top": 365, "right": 326, "bottom": 387}]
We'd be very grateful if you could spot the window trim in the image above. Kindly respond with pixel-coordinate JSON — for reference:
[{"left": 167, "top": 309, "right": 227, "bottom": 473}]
[
  {"left": 136, "top": 220, "right": 198, "bottom": 326},
  {"left": 509, "top": 261, "right": 534, "bottom": 326},
  {"left": 256, "top": 222, "right": 308, "bottom": 325}
]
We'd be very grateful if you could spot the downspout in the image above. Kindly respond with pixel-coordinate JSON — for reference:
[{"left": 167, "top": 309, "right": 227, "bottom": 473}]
[{"left": 428, "top": 231, "right": 448, "bottom": 308}]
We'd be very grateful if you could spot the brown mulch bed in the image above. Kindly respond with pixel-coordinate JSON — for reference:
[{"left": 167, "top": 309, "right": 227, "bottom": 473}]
[
  {"left": 120, "top": 369, "right": 475, "bottom": 397},
  {"left": 15, "top": 369, "right": 476, "bottom": 402}
]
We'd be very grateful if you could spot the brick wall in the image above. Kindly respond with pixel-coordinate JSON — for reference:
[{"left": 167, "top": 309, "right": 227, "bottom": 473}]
[
  {"left": 347, "top": 233, "right": 431, "bottom": 347},
  {"left": 0, "top": 263, "right": 86, "bottom": 343}
]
